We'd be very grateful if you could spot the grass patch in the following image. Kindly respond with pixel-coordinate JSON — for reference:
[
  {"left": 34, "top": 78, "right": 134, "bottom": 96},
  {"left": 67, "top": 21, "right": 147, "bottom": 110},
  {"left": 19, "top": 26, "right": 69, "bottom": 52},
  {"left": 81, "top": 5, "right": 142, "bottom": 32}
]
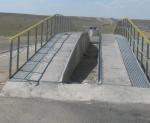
[{"left": 0, "top": 13, "right": 117, "bottom": 37}]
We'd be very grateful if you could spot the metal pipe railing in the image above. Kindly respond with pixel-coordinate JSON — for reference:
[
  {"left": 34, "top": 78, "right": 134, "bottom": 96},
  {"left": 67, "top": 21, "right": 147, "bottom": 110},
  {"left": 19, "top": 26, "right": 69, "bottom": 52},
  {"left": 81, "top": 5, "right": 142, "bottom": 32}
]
[
  {"left": 115, "top": 18, "right": 150, "bottom": 81},
  {"left": 9, "top": 14, "right": 74, "bottom": 78}
]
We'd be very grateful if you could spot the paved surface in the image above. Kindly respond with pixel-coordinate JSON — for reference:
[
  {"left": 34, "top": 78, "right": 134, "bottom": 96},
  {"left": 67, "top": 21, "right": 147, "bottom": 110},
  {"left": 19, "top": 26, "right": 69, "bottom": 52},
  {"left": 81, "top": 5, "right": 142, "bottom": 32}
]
[
  {"left": 0, "top": 97, "right": 150, "bottom": 123},
  {"left": 2, "top": 82, "right": 150, "bottom": 104},
  {"left": 116, "top": 35, "right": 150, "bottom": 88},
  {"left": 102, "top": 34, "right": 131, "bottom": 86}
]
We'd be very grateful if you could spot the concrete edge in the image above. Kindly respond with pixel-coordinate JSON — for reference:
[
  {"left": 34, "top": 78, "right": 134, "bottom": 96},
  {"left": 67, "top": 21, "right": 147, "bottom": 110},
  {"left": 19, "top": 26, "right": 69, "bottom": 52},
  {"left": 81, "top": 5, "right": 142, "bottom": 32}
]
[{"left": 59, "top": 32, "right": 90, "bottom": 82}]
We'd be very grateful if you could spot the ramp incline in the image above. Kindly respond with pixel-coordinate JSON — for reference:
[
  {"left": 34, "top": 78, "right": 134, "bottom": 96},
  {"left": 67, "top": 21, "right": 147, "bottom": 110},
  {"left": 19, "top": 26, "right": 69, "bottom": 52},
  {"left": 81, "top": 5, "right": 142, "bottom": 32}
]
[
  {"left": 116, "top": 35, "right": 150, "bottom": 88},
  {"left": 102, "top": 34, "right": 131, "bottom": 86}
]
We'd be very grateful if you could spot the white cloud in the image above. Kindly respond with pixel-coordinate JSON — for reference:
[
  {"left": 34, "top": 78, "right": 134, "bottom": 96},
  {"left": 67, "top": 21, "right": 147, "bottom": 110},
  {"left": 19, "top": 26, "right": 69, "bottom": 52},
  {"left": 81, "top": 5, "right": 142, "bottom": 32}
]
[{"left": 94, "top": 0, "right": 150, "bottom": 19}]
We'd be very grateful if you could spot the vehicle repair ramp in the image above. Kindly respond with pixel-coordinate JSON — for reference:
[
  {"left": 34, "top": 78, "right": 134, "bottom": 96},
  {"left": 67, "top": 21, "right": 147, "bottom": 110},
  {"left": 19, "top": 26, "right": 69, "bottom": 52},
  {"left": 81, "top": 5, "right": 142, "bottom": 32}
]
[
  {"left": 101, "top": 34, "right": 131, "bottom": 86},
  {"left": 102, "top": 34, "right": 150, "bottom": 88},
  {"left": 6, "top": 32, "right": 89, "bottom": 83}
]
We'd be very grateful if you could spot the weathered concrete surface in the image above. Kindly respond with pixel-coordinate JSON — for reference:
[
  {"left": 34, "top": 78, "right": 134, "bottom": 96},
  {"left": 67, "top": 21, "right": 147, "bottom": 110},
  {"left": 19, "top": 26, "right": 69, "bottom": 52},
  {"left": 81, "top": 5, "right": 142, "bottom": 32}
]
[
  {"left": 2, "top": 82, "right": 150, "bottom": 104},
  {"left": 2, "top": 32, "right": 89, "bottom": 93},
  {"left": 41, "top": 32, "right": 89, "bottom": 82},
  {"left": 0, "top": 97, "right": 150, "bottom": 123},
  {"left": 102, "top": 34, "right": 131, "bottom": 86},
  {"left": 11, "top": 33, "right": 67, "bottom": 82}
]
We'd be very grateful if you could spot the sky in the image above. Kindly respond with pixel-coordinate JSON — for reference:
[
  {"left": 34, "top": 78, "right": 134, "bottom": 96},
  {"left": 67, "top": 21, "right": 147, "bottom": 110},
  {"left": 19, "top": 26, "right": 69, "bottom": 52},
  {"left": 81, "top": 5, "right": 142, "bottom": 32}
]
[{"left": 0, "top": 0, "right": 149, "bottom": 19}]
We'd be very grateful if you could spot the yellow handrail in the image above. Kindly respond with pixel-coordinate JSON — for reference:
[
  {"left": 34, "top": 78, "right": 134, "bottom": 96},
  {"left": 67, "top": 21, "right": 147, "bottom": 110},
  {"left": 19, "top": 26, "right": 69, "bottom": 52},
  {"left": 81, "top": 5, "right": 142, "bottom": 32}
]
[
  {"left": 9, "top": 15, "right": 53, "bottom": 41},
  {"left": 124, "top": 17, "right": 150, "bottom": 44}
]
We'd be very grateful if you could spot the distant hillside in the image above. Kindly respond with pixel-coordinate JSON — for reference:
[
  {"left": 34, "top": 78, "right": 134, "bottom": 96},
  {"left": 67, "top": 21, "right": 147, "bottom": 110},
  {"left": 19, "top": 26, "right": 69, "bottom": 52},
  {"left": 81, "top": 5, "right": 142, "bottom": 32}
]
[
  {"left": 0, "top": 13, "right": 117, "bottom": 37},
  {"left": 71, "top": 16, "right": 117, "bottom": 33},
  {"left": 133, "top": 19, "right": 150, "bottom": 39},
  {"left": 0, "top": 13, "right": 46, "bottom": 36}
]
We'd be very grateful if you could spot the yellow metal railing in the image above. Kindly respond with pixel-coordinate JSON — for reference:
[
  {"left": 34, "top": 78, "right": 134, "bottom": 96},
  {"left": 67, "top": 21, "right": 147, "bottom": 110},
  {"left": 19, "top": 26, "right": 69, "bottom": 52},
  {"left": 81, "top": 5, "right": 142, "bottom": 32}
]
[
  {"left": 9, "top": 16, "right": 52, "bottom": 41},
  {"left": 115, "top": 17, "right": 150, "bottom": 80},
  {"left": 126, "top": 18, "right": 150, "bottom": 43},
  {"left": 9, "top": 14, "right": 73, "bottom": 78}
]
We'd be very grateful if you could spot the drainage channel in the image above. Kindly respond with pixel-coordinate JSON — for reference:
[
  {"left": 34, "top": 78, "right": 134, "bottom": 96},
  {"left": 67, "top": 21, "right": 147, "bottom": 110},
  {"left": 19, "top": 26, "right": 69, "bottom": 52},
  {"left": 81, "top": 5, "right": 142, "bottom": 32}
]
[{"left": 69, "top": 36, "right": 100, "bottom": 84}]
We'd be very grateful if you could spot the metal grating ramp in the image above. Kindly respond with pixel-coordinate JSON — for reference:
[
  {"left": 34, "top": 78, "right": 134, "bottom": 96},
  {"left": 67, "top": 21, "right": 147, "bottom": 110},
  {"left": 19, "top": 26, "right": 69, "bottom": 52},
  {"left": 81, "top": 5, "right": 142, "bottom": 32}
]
[{"left": 116, "top": 35, "right": 150, "bottom": 88}]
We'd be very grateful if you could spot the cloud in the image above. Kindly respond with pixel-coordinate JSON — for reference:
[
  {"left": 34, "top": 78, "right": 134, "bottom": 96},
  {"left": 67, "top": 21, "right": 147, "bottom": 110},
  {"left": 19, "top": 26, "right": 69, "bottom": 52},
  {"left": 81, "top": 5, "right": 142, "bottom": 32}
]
[
  {"left": 93, "top": 0, "right": 150, "bottom": 19},
  {"left": 0, "top": 0, "right": 149, "bottom": 19}
]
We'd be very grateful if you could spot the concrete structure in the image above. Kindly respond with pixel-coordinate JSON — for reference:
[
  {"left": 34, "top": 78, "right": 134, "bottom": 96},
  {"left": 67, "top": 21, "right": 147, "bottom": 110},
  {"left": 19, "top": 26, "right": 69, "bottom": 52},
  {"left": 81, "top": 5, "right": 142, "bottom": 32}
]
[
  {"left": 1, "top": 32, "right": 150, "bottom": 123},
  {"left": 7, "top": 32, "right": 89, "bottom": 83},
  {"left": 1, "top": 34, "right": 150, "bottom": 101},
  {"left": 1, "top": 32, "right": 89, "bottom": 95},
  {"left": 102, "top": 34, "right": 131, "bottom": 86},
  {"left": 41, "top": 32, "right": 89, "bottom": 82}
]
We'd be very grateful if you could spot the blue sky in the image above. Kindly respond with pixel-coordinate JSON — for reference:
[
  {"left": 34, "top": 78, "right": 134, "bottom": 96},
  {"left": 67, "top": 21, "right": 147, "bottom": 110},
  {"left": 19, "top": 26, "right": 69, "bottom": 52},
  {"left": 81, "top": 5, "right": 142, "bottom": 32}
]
[{"left": 0, "top": 0, "right": 149, "bottom": 19}]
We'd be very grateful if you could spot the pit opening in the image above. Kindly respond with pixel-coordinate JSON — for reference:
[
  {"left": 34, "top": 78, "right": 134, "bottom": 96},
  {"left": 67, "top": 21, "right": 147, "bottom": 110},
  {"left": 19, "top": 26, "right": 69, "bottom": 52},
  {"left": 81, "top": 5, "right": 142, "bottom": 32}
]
[{"left": 69, "top": 34, "right": 100, "bottom": 84}]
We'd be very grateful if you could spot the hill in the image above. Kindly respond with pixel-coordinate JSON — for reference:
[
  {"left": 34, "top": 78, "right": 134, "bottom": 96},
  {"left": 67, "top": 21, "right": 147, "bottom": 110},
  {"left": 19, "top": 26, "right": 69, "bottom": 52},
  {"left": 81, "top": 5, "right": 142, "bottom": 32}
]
[
  {"left": 133, "top": 19, "right": 150, "bottom": 39},
  {"left": 0, "top": 13, "right": 117, "bottom": 37},
  {"left": 0, "top": 13, "right": 46, "bottom": 36}
]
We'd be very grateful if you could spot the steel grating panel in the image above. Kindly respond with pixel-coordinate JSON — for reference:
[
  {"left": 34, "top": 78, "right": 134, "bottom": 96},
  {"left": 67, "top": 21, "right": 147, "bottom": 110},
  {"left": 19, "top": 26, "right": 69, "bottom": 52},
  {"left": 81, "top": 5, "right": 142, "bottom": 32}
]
[{"left": 116, "top": 35, "right": 150, "bottom": 88}]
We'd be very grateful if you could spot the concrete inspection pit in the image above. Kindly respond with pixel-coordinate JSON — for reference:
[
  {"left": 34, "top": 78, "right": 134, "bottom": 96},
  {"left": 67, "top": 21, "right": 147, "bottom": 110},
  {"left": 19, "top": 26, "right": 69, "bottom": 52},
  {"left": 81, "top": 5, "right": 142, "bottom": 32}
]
[{"left": 70, "top": 38, "right": 99, "bottom": 84}]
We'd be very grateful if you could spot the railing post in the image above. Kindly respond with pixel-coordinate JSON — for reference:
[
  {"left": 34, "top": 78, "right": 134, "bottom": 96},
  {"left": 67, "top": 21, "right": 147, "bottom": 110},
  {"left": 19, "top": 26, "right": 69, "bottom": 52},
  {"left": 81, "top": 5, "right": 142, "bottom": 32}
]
[
  {"left": 137, "top": 32, "right": 139, "bottom": 60},
  {"left": 62, "top": 16, "right": 64, "bottom": 32},
  {"left": 59, "top": 16, "right": 61, "bottom": 32},
  {"left": 146, "top": 43, "right": 149, "bottom": 75},
  {"left": 54, "top": 15, "right": 56, "bottom": 34},
  {"left": 120, "top": 21, "right": 122, "bottom": 35},
  {"left": 124, "top": 19, "right": 126, "bottom": 37},
  {"left": 35, "top": 26, "right": 38, "bottom": 52},
  {"left": 122, "top": 20, "right": 124, "bottom": 36},
  {"left": 56, "top": 15, "right": 58, "bottom": 33},
  {"left": 69, "top": 16, "right": 71, "bottom": 31},
  {"left": 125, "top": 19, "right": 127, "bottom": 38},
  {"left": 141, "top": 37, "right": 144, "bottom": 66},
  {"left": 41, "top": 22, "right": 43, "bottom": 47},
  {"left": 50, "top": 17, "right": 53, "bottom": 36},
  {"left": 130, "top": 24, "right": 132, "bottom": 46},
  {"left": 17, "top": 36, "right": 20, "bottom": 70},
  {"left": 133, "top": 28, "right": 135, "bottom": 53},
  {"left": 127, "top": 20, "right": 129, "bottom": 40},
  {"left": 9, "top": 40, "right": 13, "bottom": 78},
  {"left": 27, "top": 31, "right": 30, "bottom": 60},
  {"left": 46, "top": 20, "right": 49, "bottom": 41}
]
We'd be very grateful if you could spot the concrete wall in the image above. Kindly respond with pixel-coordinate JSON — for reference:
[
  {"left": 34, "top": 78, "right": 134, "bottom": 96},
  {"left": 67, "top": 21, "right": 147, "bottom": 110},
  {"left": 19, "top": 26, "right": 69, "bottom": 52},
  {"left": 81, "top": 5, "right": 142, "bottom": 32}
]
[{"left": 61, "top": 32, "right": 90, "bottom": 82}]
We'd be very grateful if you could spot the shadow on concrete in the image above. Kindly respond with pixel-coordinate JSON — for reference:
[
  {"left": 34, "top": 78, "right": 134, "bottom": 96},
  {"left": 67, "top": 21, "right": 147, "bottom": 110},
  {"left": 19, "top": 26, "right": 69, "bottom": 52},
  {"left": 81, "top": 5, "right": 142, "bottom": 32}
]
[{"left": 69, "top": 42, "right": 98, "bottom": 83}]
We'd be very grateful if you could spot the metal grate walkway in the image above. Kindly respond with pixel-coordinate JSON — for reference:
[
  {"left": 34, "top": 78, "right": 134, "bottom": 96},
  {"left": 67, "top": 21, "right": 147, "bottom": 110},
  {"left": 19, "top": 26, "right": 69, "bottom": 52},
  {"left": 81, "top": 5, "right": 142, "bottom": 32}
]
[
  {"left": 11, "top": 33, "right": 70, "bottom": 82},
  {"left": 116, "top": 35, "right": 150, "bottom": 88}
]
